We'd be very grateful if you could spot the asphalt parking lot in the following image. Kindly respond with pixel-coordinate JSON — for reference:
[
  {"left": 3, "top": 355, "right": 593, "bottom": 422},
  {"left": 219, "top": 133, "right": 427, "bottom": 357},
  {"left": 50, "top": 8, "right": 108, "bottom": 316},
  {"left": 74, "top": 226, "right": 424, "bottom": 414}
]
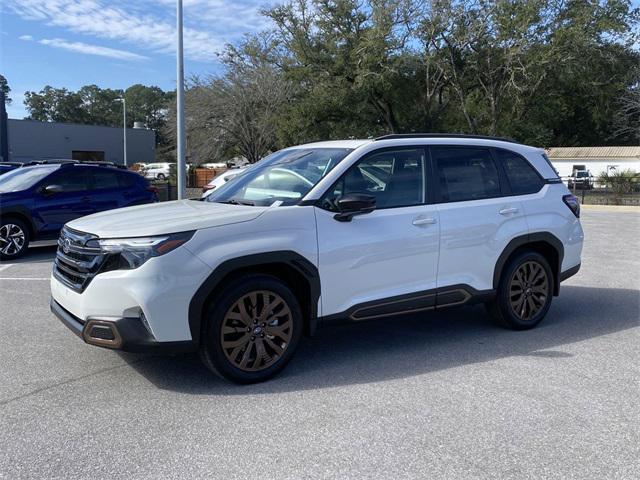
[{"left": 0, "top": 209, "right": 638, "bottom": 480}]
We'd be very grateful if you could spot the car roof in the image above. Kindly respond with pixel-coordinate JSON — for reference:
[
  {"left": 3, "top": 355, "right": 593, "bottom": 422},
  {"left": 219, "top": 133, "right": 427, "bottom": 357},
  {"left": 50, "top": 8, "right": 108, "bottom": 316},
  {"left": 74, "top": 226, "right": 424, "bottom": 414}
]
[
  {"left": 293, "top": 136, "right": 542, "bottom": 154},
  {"left": 294, "top": 139, "right": 373, "bottom": 149}
]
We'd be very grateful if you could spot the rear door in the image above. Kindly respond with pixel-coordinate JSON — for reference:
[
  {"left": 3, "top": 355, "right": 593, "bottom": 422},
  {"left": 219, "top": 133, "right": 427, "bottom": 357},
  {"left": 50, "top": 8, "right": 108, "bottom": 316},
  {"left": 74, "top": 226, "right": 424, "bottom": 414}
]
[
  {"left": 35, "top": 167, "right": 94, "bottom": 231},
  {"left": 88, "top": 167, "right": 125, "bottom": 213},
  {"left": 432, "top": 146, "right": 528, "bottom": 293},
  {"left": 315, "top": 147, "right": 440, "bottom": 318}
]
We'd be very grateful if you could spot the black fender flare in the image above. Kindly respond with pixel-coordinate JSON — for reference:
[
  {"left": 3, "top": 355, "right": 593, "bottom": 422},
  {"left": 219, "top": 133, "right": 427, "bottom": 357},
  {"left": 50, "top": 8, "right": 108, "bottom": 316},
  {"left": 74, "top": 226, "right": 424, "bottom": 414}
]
[
  {"left": 493, "top": 232, "right": 564, "bottom": 296},
  {"left": 188, "top": 251, "right": 321, "bottom": 346},
  {"left": 0, "top": 206, "right": 37, "bottom": 237}
]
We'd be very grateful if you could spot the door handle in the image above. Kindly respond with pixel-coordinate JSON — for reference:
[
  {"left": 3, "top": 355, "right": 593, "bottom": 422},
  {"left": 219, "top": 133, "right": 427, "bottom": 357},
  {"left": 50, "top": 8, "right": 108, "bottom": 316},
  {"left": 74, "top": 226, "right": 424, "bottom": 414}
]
[
  {"left": 412, "top": 217, "right": 437, "bottom": 226},
  {"left": 499, "top": 207, "right": 519, "bottom": 215}
]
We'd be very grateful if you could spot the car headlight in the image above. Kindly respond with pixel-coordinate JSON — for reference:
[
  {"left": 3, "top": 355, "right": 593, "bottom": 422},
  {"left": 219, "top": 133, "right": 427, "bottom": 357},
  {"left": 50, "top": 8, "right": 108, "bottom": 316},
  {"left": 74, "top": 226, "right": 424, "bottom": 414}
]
[{"left": 85, "top": 231, "right": 194, "bottom": 270}]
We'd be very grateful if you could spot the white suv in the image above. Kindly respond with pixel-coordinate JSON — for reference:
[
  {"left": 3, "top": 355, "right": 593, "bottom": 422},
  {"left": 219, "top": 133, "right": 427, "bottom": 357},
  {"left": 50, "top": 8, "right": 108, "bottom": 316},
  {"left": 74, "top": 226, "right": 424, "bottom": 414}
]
[
  {"left": 142, "top": 162, "right": 172, "bottom": 180},
  {"left": 50, "top": 135, "right": 583, "bottom": 383}
]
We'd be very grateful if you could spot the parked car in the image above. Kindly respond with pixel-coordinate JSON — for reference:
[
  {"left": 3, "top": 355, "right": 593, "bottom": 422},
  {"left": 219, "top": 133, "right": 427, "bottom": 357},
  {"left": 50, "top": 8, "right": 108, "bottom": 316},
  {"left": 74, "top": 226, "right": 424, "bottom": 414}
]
[
  {"left": 142, "top": 162, "right": 172, "bottom": 180},
  {"left": 201, "top": 167, "right": 247, "bottom": 198},
  {"left": 50, "top": 134, "right": 583, "bottom": 383},
  {"left": 568, "top": 169, "right": 594, "bottom": 189},
  {"left": 0, "top": 162, "right": 158, "bottom": 259}
]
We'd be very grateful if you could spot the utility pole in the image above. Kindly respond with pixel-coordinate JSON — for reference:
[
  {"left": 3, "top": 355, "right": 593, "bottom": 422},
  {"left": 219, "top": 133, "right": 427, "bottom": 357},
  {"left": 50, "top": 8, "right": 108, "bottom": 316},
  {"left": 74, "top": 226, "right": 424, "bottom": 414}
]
[
  {"left": 115, "top": 97, "right": 127, "bottom": 167},
  {"left": 176, "top": 0, "right": 186, "bottom": 200},
  {"left": 0, "top": 91, "right": 8, "bottom": 162}
]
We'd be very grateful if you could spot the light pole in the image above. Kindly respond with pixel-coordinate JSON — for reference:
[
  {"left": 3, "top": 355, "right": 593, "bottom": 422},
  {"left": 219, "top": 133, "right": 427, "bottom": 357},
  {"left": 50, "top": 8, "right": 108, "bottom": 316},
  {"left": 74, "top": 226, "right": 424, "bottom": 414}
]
[
  {"left": 115, "top": 97, "right": 127, "bottom": 167},
  {"left": 176, "top": 0, "right": 186, "bottom": 200}
]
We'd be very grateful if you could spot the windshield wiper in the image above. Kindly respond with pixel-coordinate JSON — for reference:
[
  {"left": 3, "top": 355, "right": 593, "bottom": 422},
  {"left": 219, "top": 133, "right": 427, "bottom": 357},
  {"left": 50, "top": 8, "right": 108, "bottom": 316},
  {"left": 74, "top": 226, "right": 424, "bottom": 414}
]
[{"left": 216, "top": 199, "right": 256, "bottom": 206}]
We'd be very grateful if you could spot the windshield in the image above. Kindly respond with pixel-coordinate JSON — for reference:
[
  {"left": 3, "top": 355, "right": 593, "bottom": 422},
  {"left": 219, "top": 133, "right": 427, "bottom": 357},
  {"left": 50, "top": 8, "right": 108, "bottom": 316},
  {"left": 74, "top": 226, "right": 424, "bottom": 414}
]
[
  {"left": 0, "top": 165, "right": 58, "bottom": 193},
  {"left": 206, "top": 148, "right": 352, "bottom": 206}
]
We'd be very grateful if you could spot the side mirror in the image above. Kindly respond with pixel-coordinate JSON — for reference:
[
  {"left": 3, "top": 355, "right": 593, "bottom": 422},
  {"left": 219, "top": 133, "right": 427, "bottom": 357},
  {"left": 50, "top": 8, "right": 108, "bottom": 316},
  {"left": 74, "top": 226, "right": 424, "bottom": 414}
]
[
  {"left": 334, "top": 193, "right": 376, "bottom": 222},
  {"left": 42, "top": 184, "right": 63, "bottom": 196}
]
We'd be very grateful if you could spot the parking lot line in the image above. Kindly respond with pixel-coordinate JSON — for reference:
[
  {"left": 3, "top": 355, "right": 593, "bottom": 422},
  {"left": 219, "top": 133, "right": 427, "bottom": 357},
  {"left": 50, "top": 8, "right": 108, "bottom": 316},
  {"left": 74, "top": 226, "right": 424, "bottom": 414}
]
[{"left": 0, "top": 277, "right": 49, "bottom": 281}]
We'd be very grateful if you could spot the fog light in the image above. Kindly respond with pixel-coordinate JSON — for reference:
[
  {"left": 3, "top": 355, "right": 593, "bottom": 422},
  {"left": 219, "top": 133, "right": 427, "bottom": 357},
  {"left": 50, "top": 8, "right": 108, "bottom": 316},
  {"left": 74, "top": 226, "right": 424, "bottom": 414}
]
[{"left": 83, "top": 320, "right": 122, "bottom": 348}]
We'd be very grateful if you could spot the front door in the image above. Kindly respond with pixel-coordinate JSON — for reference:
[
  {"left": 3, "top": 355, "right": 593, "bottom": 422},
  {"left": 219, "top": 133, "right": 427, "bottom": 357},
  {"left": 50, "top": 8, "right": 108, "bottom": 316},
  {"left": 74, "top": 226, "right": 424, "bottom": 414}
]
[
  {"left": 35, "top": 168, "right": 95, "bottom": 234},
  {"left": 315, "top": 147, "right": 440, "bottom": 318}
]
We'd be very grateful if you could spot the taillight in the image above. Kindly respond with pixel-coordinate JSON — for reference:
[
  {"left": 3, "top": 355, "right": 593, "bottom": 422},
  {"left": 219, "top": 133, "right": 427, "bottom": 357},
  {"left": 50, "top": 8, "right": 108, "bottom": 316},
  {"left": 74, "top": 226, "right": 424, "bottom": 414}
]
[
  {"left": 563, "top": 194, "right": 580, "bottom": 218},
  {"left": 202, "top": 185, "right": 215, "bottom": 193},
  {"left": 146, "top": 186, "right": 158, "bottom": 193}
]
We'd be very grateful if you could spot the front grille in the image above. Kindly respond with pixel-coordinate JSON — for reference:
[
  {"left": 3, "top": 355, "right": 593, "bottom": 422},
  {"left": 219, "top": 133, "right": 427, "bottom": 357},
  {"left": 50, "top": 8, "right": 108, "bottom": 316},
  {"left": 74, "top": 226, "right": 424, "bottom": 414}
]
[{"left": 53, "top": 227, "right": 107, "bottom": 293}]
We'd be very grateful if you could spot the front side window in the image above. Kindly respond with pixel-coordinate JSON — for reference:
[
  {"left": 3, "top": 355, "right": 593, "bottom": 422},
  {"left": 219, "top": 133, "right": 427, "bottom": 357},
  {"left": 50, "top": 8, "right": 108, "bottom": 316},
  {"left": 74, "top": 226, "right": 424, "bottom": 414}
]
[
  {"left": 46, "top": 168, "right": 90, "bottom": 193},
  {"left": 322, "top": 148, "right": 426, "bottom": 210},
  {"left": 433, "top": 147, "right": 500, "bottom": 202},
  {"left": 207, "top": 148, "right": 351, "bottom": 206},
  {"left": 496, "top": 150, "right": 543, "bottom": 195}
]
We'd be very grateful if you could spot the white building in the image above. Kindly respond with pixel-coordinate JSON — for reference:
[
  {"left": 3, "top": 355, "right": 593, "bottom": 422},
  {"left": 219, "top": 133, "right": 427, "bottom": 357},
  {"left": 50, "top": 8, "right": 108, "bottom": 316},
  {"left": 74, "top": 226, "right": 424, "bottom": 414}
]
[{"left": 545, "top": 146, "right": 640, "bottom": 178}]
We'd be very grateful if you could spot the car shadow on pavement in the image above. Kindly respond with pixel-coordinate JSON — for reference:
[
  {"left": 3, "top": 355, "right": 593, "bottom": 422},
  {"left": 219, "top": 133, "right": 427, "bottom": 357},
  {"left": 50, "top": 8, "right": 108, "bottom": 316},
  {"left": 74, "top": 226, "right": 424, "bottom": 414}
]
[
  {"left": 120, "top": 285, "right": 639, "bottom": 394},
  {"left": 3, "top": 245, "right": 58, "bottom": 264}
]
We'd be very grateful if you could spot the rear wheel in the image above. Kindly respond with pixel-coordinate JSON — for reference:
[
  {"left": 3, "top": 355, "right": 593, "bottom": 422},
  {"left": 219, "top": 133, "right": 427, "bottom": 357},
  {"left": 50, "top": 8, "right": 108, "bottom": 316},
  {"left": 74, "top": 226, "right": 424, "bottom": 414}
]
[
  {"left": 156, "top": 173, "right": 166, "bottom": 180},
  {"left": 487, "top": 251, "right": 553, "bottom": 330},
  {"left": 199, "top": 274, "right": 303, "bottom": 383},
  {"left": 0, "top": 219, "right": 30, "bottom": 260}
]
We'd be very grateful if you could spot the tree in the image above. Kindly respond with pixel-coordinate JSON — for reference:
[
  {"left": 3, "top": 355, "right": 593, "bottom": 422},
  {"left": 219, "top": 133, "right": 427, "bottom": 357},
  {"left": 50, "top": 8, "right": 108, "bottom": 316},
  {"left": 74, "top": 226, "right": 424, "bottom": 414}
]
[
  {"left": 173, "top": 65, "right": 293, "bottom": 164},
  {"left": 23, "top": 83, "right": 173, "bottom": 146},
  {"left": 0, "top": 74, "right": 11, "bottom": 105}
]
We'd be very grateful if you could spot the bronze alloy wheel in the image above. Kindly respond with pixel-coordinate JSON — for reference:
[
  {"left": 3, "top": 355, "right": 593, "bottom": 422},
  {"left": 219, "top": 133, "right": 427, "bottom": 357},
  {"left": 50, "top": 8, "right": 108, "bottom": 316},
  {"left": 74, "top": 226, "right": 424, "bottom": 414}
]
[
  {"left": 0, "top": 223, "right": 26, "bottom": 256},
  {"left": 220, "top": 290, "right": 293, "bottom": 372},
  {"left": 509, "top": 260, "right": 549, "bottom": 321}
]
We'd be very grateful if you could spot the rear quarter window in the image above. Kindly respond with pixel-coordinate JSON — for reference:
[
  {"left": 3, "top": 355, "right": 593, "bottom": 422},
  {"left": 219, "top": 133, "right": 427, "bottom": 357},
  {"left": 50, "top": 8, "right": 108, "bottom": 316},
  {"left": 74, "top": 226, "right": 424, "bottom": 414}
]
[
  {"left": 496, "top": 150, "right": 544, "bottom": 195},
  {"left": 117, "top": 171, "right": 139, "bottom": 188}
]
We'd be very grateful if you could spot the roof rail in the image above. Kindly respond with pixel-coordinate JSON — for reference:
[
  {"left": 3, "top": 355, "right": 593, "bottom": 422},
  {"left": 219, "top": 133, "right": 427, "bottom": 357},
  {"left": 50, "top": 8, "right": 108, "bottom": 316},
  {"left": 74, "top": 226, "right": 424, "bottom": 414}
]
[
  {"left": 59, "top": 160, "right": 127, "bottom": 169},
  {"left": 23, "top": 159, "right": 77, "bottom": 166},
  {"left": 374, "top": 133, "right": 520, "bottom": 144}
]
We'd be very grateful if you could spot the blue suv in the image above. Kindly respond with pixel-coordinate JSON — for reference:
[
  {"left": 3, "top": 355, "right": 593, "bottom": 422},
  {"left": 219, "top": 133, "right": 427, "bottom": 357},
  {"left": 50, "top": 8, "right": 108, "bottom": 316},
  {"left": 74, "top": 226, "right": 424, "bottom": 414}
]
[{"left": 0, "top": 162, "right": 158, "bottom": 259}]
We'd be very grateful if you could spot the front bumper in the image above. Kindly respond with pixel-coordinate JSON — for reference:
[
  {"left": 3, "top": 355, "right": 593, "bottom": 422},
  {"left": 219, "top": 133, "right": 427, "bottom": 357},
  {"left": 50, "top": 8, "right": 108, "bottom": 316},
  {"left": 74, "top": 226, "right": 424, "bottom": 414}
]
[{"left": 51, "top": 298, "right": 196, "bottom": 354}]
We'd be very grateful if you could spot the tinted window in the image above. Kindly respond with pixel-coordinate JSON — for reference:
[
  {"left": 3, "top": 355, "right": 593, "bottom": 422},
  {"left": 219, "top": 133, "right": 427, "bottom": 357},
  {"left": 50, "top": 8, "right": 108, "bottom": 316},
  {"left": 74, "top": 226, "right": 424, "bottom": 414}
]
[
  {"left": 433, "top": 147, "right": 500, "bottom": 202},
  {"left": 48, "top": 168, "right": 90, "bottom": 193},
  {"left": 323, "top": 148, "right": 425, "bottom": 210},
  {"left": 497, "top": 150, "right": 543, "bottom": 195},
  {"left": 117, "top": 172, "right": 138, "bottom": 188},
  {"left": 92, "top": 169, "right": 120, "bottom": 189}
]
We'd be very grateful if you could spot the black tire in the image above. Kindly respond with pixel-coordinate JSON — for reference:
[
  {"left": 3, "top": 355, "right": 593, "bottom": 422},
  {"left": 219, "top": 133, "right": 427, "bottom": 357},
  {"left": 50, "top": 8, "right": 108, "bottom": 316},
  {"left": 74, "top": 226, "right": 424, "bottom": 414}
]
[
  {"left": 199, "top": 274, "right": 303, "bottom": 384},
  {"left": 0, "top": 218, "right": 30, "bottom": 260},
  {"left": 486, "top": 250, "right": 553, "bottom": 330},
  {"left": 156, "top": 173, "right": 166, "bottom": 180}
]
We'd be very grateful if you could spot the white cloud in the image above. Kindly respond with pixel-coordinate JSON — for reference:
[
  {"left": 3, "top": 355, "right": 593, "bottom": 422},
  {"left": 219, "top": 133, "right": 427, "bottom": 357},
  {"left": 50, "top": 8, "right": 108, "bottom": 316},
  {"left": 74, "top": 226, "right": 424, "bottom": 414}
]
[
  {"left": 4, "top": 0, "right": 271, "bottom": 62},
  {"left": 39, "top": 38, "right": 149, "bottom": 61},
  {"left": 19, "top": 34, "right": 34, "bottom": 41}
]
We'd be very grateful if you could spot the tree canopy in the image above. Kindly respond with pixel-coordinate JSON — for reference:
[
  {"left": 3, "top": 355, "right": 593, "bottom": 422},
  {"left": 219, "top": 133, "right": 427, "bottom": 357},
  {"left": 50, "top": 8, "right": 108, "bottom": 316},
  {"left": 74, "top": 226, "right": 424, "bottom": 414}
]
[
  {"left": 180, "top": 0, "right": 638, "bottom": 163},
  {"left": 23, "top": 84, "right": 173, "bottom": 147}
]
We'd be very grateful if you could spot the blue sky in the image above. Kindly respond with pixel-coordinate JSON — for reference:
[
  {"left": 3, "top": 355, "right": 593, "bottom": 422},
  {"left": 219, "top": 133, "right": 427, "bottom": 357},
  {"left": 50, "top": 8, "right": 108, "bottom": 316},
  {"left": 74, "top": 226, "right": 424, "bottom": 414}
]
[{"left": 0, "top": 0, "right": 274, "bottom": 119}]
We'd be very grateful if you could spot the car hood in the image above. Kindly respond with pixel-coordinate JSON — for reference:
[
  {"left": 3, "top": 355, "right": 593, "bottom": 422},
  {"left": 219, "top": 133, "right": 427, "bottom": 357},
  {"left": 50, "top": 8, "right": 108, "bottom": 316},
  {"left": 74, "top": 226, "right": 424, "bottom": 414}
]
[{"left": 66, "top": 200, "right": 268, "bottom": 238}]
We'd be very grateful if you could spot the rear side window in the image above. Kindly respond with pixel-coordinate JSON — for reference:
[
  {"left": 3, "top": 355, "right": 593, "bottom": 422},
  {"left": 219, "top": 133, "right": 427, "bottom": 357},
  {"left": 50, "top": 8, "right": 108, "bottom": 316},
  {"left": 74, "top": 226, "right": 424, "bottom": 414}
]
[
  {"left": 433, "top": 147, "right": 500, "bottom": 202},
  {"left": 496, "top": 150, "right": 543, "bottom": 195},
  {"left": 117, "top": 172, "right": 138, "bottom": 188},
  {"left": 91, "top": 169, "right": 120, "bottom": 189}
]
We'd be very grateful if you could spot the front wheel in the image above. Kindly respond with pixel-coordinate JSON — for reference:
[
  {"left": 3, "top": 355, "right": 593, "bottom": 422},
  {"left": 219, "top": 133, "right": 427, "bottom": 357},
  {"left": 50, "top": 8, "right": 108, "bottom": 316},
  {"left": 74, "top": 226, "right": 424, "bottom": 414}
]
[
  {"left": 156, "top": 173, "right": 166, "bottom": 181},
  {"left": 486, "top": 251, "right": 553, "bottom": 330},
  {"left": 0, "top": 219, "right": 30, "bottom": 260},
  {"left": 199, "top": 274, "right": 303, "bottom": 383}
]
